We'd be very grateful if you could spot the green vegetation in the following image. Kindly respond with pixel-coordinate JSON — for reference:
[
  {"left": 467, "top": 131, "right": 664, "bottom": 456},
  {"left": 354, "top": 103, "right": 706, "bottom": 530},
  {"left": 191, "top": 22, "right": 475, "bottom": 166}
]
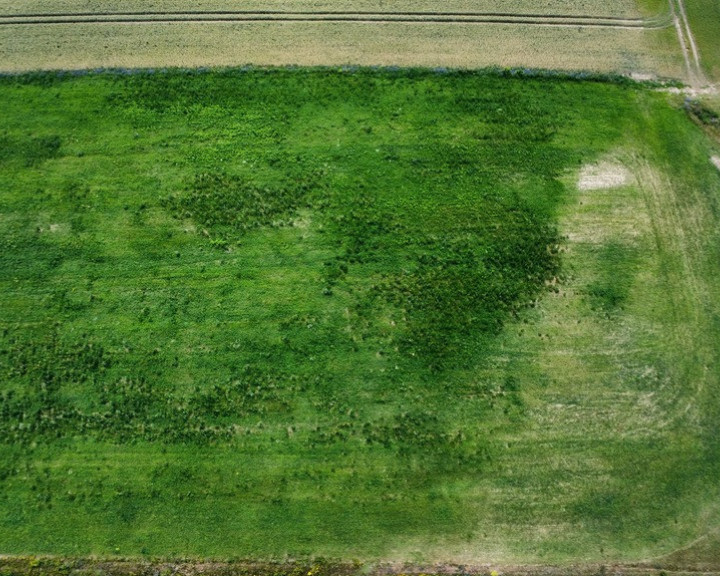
[
  {"left": 683, "top": 0, "right": 720, "bottom": 81},
  {"left": 585, "top": 242, "right": 639, "bottom": 314},
  {"left": 0, "top": 68, "right": 718, "bottom": 563}
]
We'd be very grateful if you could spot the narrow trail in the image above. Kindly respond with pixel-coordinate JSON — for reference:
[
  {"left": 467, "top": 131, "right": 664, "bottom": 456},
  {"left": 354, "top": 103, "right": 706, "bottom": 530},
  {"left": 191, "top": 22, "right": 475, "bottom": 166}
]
[{"left": 0, "top": 9, "right": 673, "bottom": 29}]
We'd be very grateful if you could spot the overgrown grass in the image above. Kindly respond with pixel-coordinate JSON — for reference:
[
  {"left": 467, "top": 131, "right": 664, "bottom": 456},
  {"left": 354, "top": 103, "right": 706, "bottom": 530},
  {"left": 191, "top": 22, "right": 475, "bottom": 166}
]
[{"left": 0, "top": 68, "right": 718, "bottom": 563}]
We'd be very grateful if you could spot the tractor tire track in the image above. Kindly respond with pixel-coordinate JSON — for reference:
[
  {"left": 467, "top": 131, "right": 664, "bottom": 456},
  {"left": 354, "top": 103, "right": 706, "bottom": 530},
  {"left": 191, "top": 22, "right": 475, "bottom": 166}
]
[
  {"left": 674, "top": 0, "right": 701, "bottom": 70},
  {"left": 668, "top": 0, "right": 706, "bottom": 88},
  {"left": 0, "top": 10, "right": 665, "bottom": 21},
  {"left": 0, "top": 10, "right": 673, "bottom": 30}
]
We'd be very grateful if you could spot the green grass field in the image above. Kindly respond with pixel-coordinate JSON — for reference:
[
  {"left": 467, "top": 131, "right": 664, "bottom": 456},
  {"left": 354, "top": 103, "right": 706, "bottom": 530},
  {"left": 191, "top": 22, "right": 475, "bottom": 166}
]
[{"left": 1, "top": 68, "right": 719, "bottom": 564}]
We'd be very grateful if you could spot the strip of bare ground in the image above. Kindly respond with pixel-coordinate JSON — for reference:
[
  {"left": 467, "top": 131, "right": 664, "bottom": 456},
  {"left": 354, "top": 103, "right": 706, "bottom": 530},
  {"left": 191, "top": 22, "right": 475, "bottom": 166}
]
[
  {"left": 0, "top": 10, "right": 655, "bottom": 19},
  {"left": 0, "top": 557, "right": 719, "bottom": 576},
  {"left": 0, "top": 10, "right": 672, "bottom": 28}
]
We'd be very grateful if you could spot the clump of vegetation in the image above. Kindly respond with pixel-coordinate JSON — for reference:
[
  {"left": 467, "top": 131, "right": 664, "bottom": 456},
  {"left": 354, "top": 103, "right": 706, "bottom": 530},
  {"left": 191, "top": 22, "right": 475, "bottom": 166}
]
[
  {"left": 0, "top": 133, "right": 61, "bottom": 167},
  {"left": 585, "top": 242, "right": 638, "bottom": 315},
  {"left": 684, "top": 98, "right": 720, "bottom": 135},
  {"left": 163, "top": 170, "right": 323, "bottom": 239},
  {"left": 374, "top": 209, "right": 560, "bottom": 367}
]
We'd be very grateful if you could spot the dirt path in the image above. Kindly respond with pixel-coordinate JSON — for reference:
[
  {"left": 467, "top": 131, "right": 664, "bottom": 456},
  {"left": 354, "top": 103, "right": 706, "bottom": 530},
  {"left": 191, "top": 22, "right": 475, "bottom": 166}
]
[
  {"left": 0, "top": 9, "right": 673, "bottom": 28},
  {"left": 0, "top": 557, "right": 719, "bottom": 576}
]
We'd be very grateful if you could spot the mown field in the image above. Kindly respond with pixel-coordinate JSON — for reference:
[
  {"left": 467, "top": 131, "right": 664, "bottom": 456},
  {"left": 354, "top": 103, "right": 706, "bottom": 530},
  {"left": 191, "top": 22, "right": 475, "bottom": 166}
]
[
  {"left": 0, "top": 0, "right": 665, "bottom": 16},
  {"left": 683, "top": 0, "right": 720, "bottom": 82},
  {"left": 0, "top": 0, "right": 683, "bottom": 78},
  {"left": 1, "top": 68, "right": 719, "bottom": 564}
]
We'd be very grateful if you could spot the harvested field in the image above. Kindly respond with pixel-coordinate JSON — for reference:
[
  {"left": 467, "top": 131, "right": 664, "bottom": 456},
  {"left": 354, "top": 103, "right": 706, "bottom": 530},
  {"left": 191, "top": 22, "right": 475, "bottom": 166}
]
[
  {"left": 0, "top": 21, "right": 684, "bottom": 77},
  {"left": 0, "top": 0, "right": 683, "bottom": 78}
]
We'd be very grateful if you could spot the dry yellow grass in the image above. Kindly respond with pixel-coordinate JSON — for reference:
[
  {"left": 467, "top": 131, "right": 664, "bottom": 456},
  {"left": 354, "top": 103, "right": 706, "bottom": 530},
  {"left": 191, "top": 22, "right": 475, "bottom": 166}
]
[
  {"left": 0, "top": 21, "right": 684, "bottom": 77},
  {"left": 0, "top": 0, "right": 685, "bottom": 78}
]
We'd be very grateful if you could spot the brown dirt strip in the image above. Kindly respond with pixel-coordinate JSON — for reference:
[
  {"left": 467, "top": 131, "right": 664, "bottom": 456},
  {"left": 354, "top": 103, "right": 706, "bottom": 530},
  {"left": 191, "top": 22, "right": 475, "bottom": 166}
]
[
  {"left": 0, "top": 557, "right": 719, "bottom": 576},
  {"left": 0, "top": 12, "right": 670, "bottom": 28},
  {"left": 0, "top": 10, "right": 655, "bottom": 20}
]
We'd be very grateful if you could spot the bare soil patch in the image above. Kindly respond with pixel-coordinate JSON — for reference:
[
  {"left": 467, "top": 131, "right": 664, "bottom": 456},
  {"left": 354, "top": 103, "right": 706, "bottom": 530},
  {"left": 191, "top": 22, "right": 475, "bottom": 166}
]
[{"left": 578, "top": 162, "right": 633, "bottom": 190}]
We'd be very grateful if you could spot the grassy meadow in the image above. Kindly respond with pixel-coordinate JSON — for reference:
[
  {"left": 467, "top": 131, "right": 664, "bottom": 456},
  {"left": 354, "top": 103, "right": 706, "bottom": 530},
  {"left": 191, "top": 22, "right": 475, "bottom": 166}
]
[{"left": 0, "top": 68, "right": 719, "bottom": 563}]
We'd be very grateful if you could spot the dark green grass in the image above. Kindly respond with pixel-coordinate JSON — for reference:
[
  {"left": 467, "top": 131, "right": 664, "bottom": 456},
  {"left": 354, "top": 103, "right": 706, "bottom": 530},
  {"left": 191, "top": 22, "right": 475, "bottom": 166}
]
[{"left": 0, "top": 68, "right": 718, "bottom": 562}]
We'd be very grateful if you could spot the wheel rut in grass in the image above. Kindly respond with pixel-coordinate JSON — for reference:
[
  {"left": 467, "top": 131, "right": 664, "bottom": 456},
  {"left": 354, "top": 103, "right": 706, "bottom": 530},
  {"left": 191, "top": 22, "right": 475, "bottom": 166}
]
[
  {"left": 669, "top": 0, "right": 707, "bottom": 88},
  {"left": 0, "top": 9, "right": 673, "bottom": 29}
]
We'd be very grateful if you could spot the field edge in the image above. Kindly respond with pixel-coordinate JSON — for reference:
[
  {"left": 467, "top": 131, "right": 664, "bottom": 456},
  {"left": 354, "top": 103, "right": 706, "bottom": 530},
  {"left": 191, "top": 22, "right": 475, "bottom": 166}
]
[
  {"left": 0, "top": 62, "right": 685, "bottom": 85},
  {"left": 1, "top": 556, "right": 719, "bottom": 576}
]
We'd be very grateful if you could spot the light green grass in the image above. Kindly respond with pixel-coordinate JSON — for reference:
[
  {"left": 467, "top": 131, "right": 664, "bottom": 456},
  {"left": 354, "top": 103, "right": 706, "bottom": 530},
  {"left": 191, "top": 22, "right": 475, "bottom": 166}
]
[
  {"left": 0, "top": 68, "right": 718, "bottom": 564},
  {"left": 682, "top": 0, "right": 720, "bottom": 81}
]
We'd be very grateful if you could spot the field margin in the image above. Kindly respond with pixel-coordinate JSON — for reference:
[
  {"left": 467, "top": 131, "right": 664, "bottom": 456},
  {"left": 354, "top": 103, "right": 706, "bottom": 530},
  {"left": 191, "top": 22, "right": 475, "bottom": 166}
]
[{"left": 1, "top": 557, "right": 719, "bottom": 576}]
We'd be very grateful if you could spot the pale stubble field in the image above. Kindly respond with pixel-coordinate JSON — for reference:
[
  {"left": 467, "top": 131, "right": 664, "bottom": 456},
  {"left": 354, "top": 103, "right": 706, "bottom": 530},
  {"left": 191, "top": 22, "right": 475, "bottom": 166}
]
[{"left": 0, "top": 0, "right": 682, "bottom": 78}]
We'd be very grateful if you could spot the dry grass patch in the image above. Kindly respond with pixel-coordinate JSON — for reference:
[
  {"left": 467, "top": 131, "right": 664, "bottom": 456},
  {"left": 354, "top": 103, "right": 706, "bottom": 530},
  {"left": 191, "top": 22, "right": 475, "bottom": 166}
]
[
  {"left": 577, "top": 161, "right": 633, "bottom": 190},
  {"left": 0, "top": 21, "right": 685, "bottom": 75}
]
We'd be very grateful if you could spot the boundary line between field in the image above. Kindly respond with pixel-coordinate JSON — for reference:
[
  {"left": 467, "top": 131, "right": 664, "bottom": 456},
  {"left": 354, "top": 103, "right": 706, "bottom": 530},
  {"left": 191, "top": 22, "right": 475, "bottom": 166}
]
[{"left": 0, "top": 10, "right": 673, "bottom": 30}]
